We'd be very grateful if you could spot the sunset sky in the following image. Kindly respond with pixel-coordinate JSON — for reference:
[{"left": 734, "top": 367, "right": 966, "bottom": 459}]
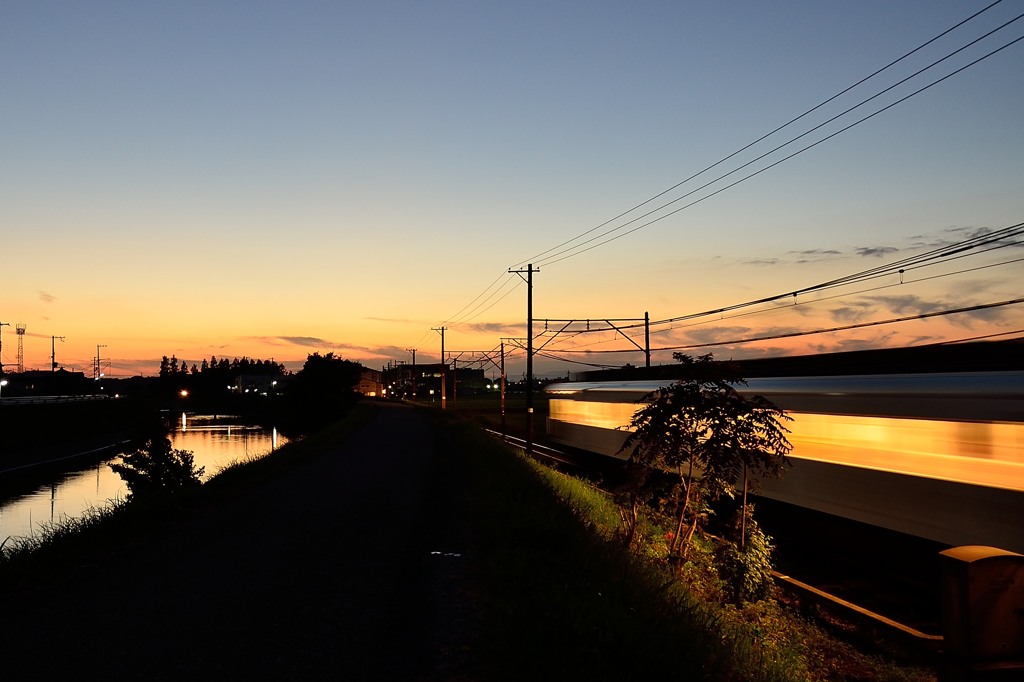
[{"left": 3, "top": 1, "right": 1022, "bottom": 379}]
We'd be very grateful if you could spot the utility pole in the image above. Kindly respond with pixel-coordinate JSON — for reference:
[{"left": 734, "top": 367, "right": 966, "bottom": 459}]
[
  {"left": 500, "top": 339, "right": 507, "bottom": 436},
  {"left": 431, "top": 326, "right": 446, "bottom": 409},
  {"left": 645, "top": 311, "right": 651, "bottom": 368},
  {"left": 509, "top": 264, "right": 539, "bottom": 454},
  {"left": 407, "top": 348, "right": 417, "bottom": 399},
  {"left": 95, "top": 344, "right": 107, "bottom": 381},
  {"left": 51, "top": 335, "right": 65, "bottom": 371}
]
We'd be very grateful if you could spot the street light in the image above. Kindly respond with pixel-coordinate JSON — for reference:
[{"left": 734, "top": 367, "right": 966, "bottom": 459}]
[{"left": 0, "top": 379, "right": 7, "bottom": 398}]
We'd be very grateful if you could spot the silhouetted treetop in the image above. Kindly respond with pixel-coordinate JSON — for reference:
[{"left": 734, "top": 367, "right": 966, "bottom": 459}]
[{"left": 158, "top": 355, "right": 285, "bottom": 378}]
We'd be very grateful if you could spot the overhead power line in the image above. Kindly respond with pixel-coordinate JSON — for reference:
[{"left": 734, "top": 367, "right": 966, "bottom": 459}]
[
  {"left": 647, "top": 252, "right": 1024, "bottom": 340},
  {"left": 535, "top": 31, "right": 1024, "bottom": 268},
  {"left": 532, "top": 223, "right": 1024, "bottom": 341},
  {"left": 532, "top": 225, "right": 1023, "bottom": 356},
  {"left": 422, "top": 3, "right": 1021, "bottom": 357},
  {"left": 547, "top": 297, "right": 1024, "bottom": 354},
  {"left": 648, "top": 223, "right": 1024, "bottom": 328},
  {"left": 660, "top": 297, "right": 1024, "bottom": 352},
  {"left": 512, "top": 1, "right": 1014, "bottom": 270}
]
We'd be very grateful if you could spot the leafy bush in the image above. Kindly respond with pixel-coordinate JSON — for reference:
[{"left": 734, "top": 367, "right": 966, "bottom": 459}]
[
  {"left": 715, "top": 506, "right": 775, "bottom": 604},
  {"left": 109, "top": 437, "right": 205, "bottom": 497},
  {"left": 619, "top": 353, "right": 791, "bottom": 558}
]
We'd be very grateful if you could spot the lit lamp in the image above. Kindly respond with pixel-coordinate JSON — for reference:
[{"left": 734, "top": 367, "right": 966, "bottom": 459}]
[{"left": 0, "top": 379, "right": 7, "bottom": 397}]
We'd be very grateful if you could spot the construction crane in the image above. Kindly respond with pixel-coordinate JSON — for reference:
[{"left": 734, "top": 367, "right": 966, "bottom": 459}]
[
  {"left": 0, "top": 321, "right": 9, "bottom": 371},
  {"left": 16, "top": 323, "right": 26, "bottom": 373}
]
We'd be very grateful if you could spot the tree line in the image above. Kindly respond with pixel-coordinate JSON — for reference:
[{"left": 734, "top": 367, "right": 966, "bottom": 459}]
[
  {"left": 158, "top": 355, "right": 286, "bottom": 378},
  {"left": 154, "top": 351, "right": 364, "bottom": 436}
]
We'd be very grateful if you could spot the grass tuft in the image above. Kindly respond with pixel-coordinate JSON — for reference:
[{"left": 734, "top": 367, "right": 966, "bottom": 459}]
[{"left": 0, "top": 498, "right": 127, "bottom": 567}]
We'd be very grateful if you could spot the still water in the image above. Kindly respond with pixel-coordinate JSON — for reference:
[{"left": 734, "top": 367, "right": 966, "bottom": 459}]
[{"left": 0, "top": 414, "right": 286, "bottom": 544}]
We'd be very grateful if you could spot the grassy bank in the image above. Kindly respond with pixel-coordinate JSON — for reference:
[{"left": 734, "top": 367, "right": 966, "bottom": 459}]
[
  {"left": 432, "top": 410, "right": 801, "bottom": 680},
  {"left": 431, "top": 410, "right": 936, "bottom": 682},
  {"left": 1, "top": 403, "right": 935, "bottom": 680}
]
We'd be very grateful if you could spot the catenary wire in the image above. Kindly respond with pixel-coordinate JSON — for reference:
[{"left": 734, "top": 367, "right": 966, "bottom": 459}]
[
  {"left": 546, "top": 297, "right": 1024, "bottom": 354},
  {"left": 535, "top": 223, "right": 1024, "bottom": 342},
  {"left": 658, "top": 297, "right": 1024, "bottom": 351},
  {"left": 530, "top": 11, "right": 1024, "bottom": 268},
  {"left": 508, "top": 0, "right": 1006, "bottom": 271},
  {"left": 420, "top": 5, "right": 1020, "bottom": 358},
  {"left": 422, "top": 2, "right": 1013, "bottom": 349},
  {"left": 543, "top": 252, "right": 1024, "bottom": 356},
  {"left": 536, "top": 34, "right": 1024, "bottom": 268}
]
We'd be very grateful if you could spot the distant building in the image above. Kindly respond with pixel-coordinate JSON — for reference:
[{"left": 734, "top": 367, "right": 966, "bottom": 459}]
[
  {"left": 380, "top": 363, "right": 486, "bottom": 399},
  {"left": 2, "top": 369, "right": 91, "bottom": 397},
  {"left": 231, "top": 374, "right": 285, "bottom": 395},
  {"left": 359, "top": 368, "right": 383, "bottom": 397}
]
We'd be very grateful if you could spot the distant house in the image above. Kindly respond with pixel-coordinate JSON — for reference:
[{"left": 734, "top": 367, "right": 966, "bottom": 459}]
[
  {"left": 3, "top": 369, "right": 91, "bottom": 397},
  {"left": 359, "top": 368, "right": 383, "bottom": 397},
  {"left": 379, "top": 363, "right": 487, "bottom": 399}
]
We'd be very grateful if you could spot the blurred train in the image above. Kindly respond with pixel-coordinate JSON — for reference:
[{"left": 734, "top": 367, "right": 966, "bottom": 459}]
[{"left": 544, "top": 371, "right": 1024, "bottom": 554}]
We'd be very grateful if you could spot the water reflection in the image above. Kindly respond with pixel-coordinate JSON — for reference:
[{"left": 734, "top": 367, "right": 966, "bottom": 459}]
[{"left": 0, "top": 415, "right": 286, "bottom": 544}]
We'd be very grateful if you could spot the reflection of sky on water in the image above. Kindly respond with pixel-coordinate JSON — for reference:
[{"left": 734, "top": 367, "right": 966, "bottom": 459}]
[{"left": 0, "top": 419, "right": 285, "bottom": 543}]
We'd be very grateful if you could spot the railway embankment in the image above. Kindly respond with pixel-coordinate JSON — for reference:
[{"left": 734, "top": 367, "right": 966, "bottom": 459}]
[{"left": 0, "top": 401, "right": 937, "bottom": 680}]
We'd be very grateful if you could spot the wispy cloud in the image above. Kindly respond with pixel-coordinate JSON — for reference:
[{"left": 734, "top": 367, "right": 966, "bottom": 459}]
[
  {"left": 864, "top": 294, "right": 946, "bottom": 316},
  {"left": 38, "top": 291, "right": 56, "bottom": 303},
  {"left": 238, "top": 336, "right": 334, "bottom": 352},
  {"left": 788, "top": 248, "right": 843, "bottom": 264},
  {"left": 810, "top": 332, "right": 899, "bottom": 354},
  {"left": 364, "top": 316, "right": 428, "bottom": 324},
  {"left": 907, "top": 225, "right": 1019, "bottom": 250},
  {"left": 278, "top": 336, "right": 334, "bottom": 348},
  {"left": 855, "top": 246, "right": 898, "bottom": 258},
  {"left": 464, "top": 321, "right": 521, "bottom": 335},
  {"left": 829, "top": 301, "right": 875, "bottom": 324},
  {"left": 680, "top": 326, "right": 753, "bottom": 344}
]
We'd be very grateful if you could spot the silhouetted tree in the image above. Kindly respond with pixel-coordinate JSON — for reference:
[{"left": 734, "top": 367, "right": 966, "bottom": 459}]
[
  {"left": 619, "top": 353, "right": 791, "bottom": 558},
  {"left": 281, "top": 352, "right": 363, "bottom": 434},
  {"left": 110, "top": 437, "right": 205, "bottom": 498}
]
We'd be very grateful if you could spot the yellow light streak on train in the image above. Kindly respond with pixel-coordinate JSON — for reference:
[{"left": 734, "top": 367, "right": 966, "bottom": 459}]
[{"left": 547, "top": 399, "right": 1024, "bottom": 493}]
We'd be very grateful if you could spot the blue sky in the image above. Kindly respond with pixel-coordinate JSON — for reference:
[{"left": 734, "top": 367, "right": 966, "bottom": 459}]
[{"left": 2, "top": 1, "right": 1022, "bottom": 376}]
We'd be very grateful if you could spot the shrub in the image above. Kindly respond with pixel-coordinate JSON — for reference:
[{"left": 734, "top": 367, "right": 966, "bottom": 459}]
[
  {"left": 109, "top": 437, "right": 205, "bottom": 497},
  {"left": 715, "top": 506, "right": 775, "bottom": 604}
]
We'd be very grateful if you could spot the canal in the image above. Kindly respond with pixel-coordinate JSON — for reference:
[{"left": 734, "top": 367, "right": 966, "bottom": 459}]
[{"left": 0, "top": 413, "right": 287, "bottom": 544}]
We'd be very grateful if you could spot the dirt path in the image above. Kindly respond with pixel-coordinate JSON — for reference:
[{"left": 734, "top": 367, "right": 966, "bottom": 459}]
[{"left": 1, "top": 403, "right": 469, "bottom": 680}]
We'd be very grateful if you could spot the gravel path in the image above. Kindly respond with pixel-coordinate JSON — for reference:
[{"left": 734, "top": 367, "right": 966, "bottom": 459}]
[{"left": 0, "top": 403, "right": 475, "bottom": 680}]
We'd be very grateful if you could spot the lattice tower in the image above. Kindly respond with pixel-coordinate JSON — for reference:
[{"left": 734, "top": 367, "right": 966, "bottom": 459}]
[{"left": 16, "top": 323, "right": 26, "bottom": 373}]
